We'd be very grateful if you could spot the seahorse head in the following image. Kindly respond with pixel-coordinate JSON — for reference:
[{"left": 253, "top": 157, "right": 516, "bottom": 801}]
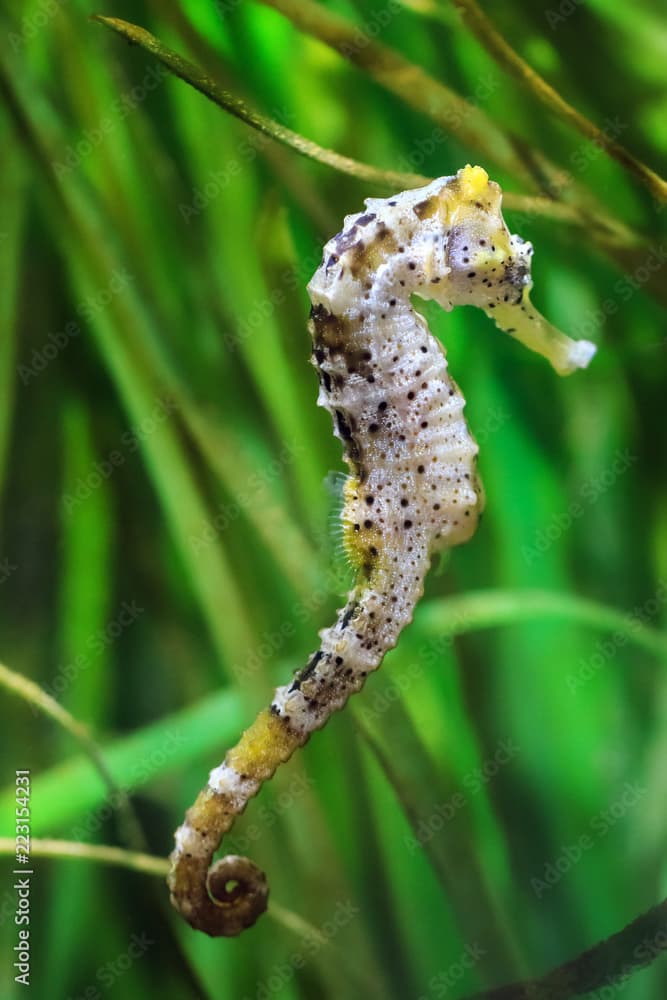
[
  {"left": 418, "top": 164, "right": 533, "bottom": 311},
  {"left": 309, "top": 165, "right": 595, "bottom": 373},
  {"left": 420, "top": 165, "right": 596, "bottom": 374}
]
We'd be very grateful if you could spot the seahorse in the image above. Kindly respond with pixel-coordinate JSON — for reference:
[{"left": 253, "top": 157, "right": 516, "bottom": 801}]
[{"left": 168, "top": 164, "right": 596, "bottom": 936}]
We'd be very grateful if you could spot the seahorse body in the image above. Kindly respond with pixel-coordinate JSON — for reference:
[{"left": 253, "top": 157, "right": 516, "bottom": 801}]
[{"left": 168, "top": 165, "right": 595, "bottom": 936}]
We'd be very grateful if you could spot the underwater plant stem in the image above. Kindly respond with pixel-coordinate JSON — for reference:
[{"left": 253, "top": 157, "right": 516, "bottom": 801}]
[
  {"left": 0, "top": 836, "right": 382, "bottom": 995},
  {"left": 0, "top": 837, "right": 169, "bottom": 877},
  {"left": 471, "top": 898, "right": 667, "bottom": 999},
  {"left": 450, "top": 0, "right": 667, "bottom": 204},
  {"left": 0, "top": 661, "right": 145, "bottom": 850},
  {"left": 416, "top": 589, "right": 667, "bottom": 662},
  {"left": 90, "top": 16, "right": 637, "bottom": 236},
  {"left": 2, "top": 836, "right": 664, "bottom": 997},
  {"left": 91, "top": 15, "right": 427, "bottom": 191},
  {"left": 255, "top": 0, "right": 537, "bottom": 188}
]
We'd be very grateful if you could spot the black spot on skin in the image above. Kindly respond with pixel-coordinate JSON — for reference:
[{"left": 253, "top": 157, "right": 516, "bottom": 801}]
[
  {"left": 335, "top": 410, "right": 353, "bottom": 440},
  {"left": 340, "top": 601, "right": 359, "bottom": 630},
  {"left": 356, "top": 213, "right": 377, "bottom": 226},
  {"left": 333, "top": 225, "right": 360, "bottom": 254},
  {"left": 413, "top": 197, "right": 438, "bottom": 220},
  {"left": 344, "top": 240, "right": 369, "bottom": 279},
  {"left": 290, "top": 649, "right": 326, "bottom": 691},
  {"left": 310, "top": 304, "right": 346, "bottom": 354}
]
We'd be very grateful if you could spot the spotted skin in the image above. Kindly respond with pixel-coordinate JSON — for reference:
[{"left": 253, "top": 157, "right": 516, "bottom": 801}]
[{"left": 168, "top": 165, "right": 596, "bottom": 937}]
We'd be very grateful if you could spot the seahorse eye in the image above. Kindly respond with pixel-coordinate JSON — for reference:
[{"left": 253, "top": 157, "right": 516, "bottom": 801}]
[
  {"left": 503, "top": 257, "right": 530, "bottom": 293},
  {"left": 439, "top": 219, "right": 512, "bottom": 308}
]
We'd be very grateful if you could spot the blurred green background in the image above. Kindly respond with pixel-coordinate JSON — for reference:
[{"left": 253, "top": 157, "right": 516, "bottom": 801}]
[{"left": 0, "top": 0, "right": 666, "bottom": 997}]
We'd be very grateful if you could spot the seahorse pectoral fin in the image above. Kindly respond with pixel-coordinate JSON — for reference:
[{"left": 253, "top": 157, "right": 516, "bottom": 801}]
[{"left": 488, "top": 291, "right": 596, "bottom": 376}]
